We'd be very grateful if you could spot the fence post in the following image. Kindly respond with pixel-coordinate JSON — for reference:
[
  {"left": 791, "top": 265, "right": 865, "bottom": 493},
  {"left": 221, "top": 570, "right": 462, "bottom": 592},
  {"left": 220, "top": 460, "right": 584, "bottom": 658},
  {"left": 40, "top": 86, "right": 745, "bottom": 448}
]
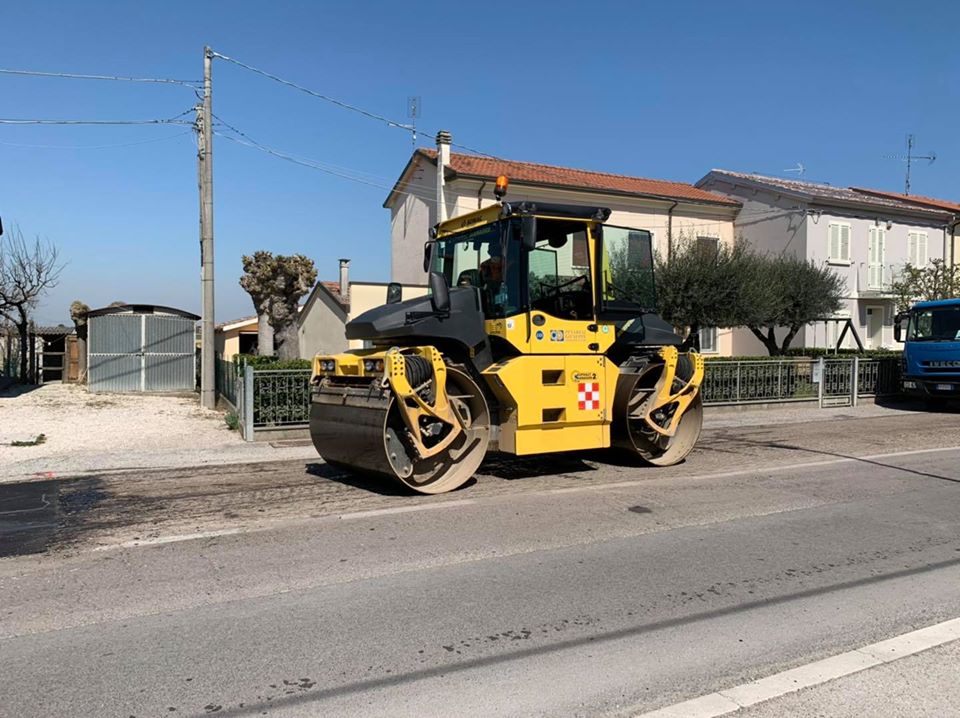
[
  {"left": 817, "top": 356, "right": 825, "bottom": 408},
  {"left": 851, "top": 356, "right": 859, "bottom": 407},
  {"left": 735, "top": 362, "right": 742, "bottom": 402},
  {"left": 777, "top": 361, "right": 783, "bottom": 400},
  {"left": 243, "top": 363, "right": 255, "bottom": 442}
]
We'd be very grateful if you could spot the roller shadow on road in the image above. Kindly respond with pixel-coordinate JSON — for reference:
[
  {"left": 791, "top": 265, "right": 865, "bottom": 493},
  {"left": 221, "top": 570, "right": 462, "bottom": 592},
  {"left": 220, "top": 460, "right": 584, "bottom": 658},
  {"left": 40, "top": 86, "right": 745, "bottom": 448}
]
[{"left": 731, "top": 438, "right": 960, "bottom": 485}]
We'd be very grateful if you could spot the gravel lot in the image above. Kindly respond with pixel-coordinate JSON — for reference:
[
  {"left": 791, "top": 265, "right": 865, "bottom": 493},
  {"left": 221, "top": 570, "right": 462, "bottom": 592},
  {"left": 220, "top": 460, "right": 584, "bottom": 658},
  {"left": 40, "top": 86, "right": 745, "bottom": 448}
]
[{"left": 0, "top": 384, "right": 315, "bottom": 482}]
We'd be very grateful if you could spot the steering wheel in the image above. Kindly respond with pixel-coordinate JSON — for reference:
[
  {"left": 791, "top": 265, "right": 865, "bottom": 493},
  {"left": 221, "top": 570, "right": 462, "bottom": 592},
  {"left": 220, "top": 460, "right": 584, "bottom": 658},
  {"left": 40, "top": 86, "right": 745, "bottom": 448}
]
[{"left": 538, "top": 274, "right": 588, "bottom": 297}]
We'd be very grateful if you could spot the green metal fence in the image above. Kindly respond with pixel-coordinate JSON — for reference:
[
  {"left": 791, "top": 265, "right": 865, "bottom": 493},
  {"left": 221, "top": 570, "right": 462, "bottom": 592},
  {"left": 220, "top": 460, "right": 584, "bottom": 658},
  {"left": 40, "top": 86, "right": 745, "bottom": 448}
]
[
  {"left": 701, "top": 356, "right": 901, "bottom": 407},
  {"left": 229, "top": 356, "right": 902, "bottom": 441}
]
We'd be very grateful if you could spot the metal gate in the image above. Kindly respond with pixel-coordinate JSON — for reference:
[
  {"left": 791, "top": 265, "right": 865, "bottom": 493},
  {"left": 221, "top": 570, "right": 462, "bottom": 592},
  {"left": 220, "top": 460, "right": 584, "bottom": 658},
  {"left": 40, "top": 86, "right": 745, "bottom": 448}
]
[{"left": 88, "top": 312, "right": 196, "bottom": 393}]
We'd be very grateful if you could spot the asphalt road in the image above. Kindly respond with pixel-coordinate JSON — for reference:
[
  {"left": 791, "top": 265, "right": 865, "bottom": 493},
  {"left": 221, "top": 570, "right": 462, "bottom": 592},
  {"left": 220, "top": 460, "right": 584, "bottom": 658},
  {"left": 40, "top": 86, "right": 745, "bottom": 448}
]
[{"left": 2, "top": 409, "right": 960, "bottom": 717}]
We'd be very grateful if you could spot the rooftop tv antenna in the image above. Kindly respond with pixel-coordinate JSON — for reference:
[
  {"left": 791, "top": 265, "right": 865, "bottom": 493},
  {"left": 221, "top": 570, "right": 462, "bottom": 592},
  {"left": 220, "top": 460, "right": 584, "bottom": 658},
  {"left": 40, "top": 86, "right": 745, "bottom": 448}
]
[
  {"left": 884, "top": 134, "right": 936, "bottom": 195},
  {"left": 407, "top": 95, "right": 420, "bottom": 147},
  {"left": 783, "top": 162, "right": 805, "bottom": 176}
]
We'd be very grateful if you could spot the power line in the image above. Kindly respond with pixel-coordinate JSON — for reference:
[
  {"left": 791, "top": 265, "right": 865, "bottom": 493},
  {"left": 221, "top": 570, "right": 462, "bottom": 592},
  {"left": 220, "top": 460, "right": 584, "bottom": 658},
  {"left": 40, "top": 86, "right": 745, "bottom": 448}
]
[
  {"left": 0, "top": 67, "right": 200, "bottom": 87},
  {"left": 0, "top": 109, "right": 195, "bottom": 126},
  {"left": 0, "top": 129, "right": 193, "bottom": 150},
  {"left": 210, "top": 50, "right": 415, "bottom": 133}
]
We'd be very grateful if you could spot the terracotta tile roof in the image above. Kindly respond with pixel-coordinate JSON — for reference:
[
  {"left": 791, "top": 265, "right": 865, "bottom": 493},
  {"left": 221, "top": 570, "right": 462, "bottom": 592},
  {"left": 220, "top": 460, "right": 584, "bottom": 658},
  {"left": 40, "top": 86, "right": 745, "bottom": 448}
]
[
  {"left": 215, "top": 314, "right": 258, "bottom": 330},
  {"left": 320, "top": 281, "right": 349, "bottom": 311},
  {"left": 408, "top": 149, "right": 740, "bottom": 207},
  {"left": 849, "top": 187, "right": 960, "bottom": 214},
  {"left": 703, "top": 170, "right": 953, "bottom": 217}
]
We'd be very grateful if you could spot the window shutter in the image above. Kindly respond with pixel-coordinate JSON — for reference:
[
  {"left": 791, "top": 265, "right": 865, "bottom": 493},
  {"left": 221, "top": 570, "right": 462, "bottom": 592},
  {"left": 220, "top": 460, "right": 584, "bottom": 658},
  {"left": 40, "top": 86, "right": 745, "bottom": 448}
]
[
  {"left": 908, "top": 232, "right": 918, "bottom": 266},
  {"left": 839, "top": 224, "right": 850, "bottom": 261},
  {"left": 829, "top": 224, "right": 839, "bottom": 260},
  {"left": 919, "top": 232, "right": 928, "bottom": 265},
  {"left": 868, "top": 228, "right": 879, "bottom": 288}
]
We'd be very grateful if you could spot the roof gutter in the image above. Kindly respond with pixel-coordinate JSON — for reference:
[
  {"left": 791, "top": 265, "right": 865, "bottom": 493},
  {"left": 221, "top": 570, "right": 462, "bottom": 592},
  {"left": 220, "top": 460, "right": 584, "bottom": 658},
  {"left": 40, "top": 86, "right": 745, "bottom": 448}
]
[{"left": 667, "top": 200, "right": 679, "bottom": 264}]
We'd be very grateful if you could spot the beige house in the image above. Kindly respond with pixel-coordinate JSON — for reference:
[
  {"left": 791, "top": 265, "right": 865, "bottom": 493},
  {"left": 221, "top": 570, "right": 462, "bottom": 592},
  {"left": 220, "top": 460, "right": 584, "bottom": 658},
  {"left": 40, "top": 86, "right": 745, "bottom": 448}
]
[
  {"left": 297, "top": 260, "right": 428, "bottom": 357},
  {"left": 215, "top": 315, "right": 260, "bottom": 360},
  {"left": 384, "top": 139, "right": 742, "bottom": 354}
]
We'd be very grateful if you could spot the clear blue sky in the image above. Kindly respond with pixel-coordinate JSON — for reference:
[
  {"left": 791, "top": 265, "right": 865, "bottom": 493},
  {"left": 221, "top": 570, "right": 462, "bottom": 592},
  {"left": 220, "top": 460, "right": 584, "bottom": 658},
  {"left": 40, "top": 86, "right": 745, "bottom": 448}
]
[{"left": 2, "top": 0, "right": 958, "bottom": 324}]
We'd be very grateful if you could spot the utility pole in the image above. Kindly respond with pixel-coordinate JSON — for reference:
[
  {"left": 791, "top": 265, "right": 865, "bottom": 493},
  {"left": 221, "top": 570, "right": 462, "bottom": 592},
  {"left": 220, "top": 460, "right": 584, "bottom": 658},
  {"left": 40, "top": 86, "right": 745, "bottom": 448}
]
[{"left": 197, "top": 46, "right": 216, "bottom": 409}]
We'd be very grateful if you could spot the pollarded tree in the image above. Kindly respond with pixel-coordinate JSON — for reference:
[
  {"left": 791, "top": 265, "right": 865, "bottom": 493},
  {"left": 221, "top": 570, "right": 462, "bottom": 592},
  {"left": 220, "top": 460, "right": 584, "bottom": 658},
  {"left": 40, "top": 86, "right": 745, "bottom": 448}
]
[
  {"left": 890, "top": 258, "right": 959, "bottom": 312},
  {"left": 240, "top": 251, "right": 277, "bottom": 356},
  {"left": 239, "top": 252, "right": 317, "bottom": 360},
  {"left": 70, "top": 300, "right": 91, "bottom": 382}
]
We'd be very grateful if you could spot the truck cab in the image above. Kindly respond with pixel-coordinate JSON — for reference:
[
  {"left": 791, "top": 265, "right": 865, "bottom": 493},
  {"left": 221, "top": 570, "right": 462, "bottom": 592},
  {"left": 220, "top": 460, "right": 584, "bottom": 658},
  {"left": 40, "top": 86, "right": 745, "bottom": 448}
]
[{"left": 895, "top": 298, "right": 960, "bottom": 405}]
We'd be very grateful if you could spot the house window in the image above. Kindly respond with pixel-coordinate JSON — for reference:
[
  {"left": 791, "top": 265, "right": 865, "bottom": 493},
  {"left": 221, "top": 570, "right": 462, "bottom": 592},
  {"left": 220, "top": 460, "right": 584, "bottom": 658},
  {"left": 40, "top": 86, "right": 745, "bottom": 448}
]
[
  {"left": 699, "top": 326, "right": 718, "bottom": 354},
  {"left": 868, "top": 227, "right": 886, "bottom": 289},
  {"left": 570, "top": 230, "right": 590, "bottom": 269},
  {"left": 828, "top": 222, "right": 851, "bottom": 263},
  {"left": 696, "top": 236, "right": 720, "bottom": 257},
  {"left": 627, "top": 230, "right": 653, "bottom": 266},
  {"left": 908, "top": 231, "right": 928, "bottom": 267}
]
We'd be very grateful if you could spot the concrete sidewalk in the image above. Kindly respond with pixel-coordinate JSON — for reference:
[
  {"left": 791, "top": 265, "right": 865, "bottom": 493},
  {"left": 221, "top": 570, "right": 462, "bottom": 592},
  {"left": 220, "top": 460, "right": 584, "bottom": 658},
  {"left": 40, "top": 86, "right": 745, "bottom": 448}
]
[{"left": 738, "top": 639, "right": 960, "bottom": 717}]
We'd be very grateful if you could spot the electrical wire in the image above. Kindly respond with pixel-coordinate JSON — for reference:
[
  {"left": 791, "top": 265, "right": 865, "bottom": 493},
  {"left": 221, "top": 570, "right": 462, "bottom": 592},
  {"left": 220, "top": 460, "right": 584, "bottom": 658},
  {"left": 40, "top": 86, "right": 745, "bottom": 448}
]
[
  {"left": 210, "top": 50, "right": 414, "bottom": 132},
  {"left": 0, "top": 108, "right": 195, "bottom": 126},
  {"left": 0, "top": 129, "right": 193, "bottom": 150},
  {"left": 0, "top": 67, "right": 200, "bottom": 87}
]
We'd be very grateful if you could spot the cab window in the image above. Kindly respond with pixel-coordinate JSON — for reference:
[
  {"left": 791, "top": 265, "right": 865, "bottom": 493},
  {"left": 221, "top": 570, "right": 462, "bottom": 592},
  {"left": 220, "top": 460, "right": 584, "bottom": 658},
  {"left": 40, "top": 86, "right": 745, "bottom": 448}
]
[
  {"left": 433, "top": 220, "right": 522, "bottom": 318},
  {"left": 527, "top": 219, "right": 593, "bottom": 321}
]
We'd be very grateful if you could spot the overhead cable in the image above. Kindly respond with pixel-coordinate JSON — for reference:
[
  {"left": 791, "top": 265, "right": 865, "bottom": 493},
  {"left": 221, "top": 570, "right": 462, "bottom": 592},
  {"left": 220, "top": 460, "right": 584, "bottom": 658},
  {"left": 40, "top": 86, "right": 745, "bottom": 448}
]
[
  {"left": 0, "top": 109, "right": 195, "bottom": 126},
  {"left": 0, "top": 67, "right": 200, "bottom": 87},
  {"left": 210, "top": 50, "right": 414, "bottom": 133}
]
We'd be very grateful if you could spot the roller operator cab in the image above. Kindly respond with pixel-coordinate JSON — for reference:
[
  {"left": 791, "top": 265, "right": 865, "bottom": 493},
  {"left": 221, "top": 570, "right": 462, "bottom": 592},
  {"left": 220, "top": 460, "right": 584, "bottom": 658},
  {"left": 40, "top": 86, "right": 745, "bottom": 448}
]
[
  {"left": 895, "top": 298, "right": 960, "bottom": 407},
  {"left": 311, "top": 186, "right": 705, "bottom": 494}
]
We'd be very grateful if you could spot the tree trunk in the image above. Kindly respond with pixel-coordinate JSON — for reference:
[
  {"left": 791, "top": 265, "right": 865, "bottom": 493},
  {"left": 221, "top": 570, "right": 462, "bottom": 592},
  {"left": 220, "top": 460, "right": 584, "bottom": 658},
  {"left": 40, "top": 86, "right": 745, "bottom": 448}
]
[
  {"left": 747, "top": 325, "right": 781, "bottom": 356},
  {"left": 257, "top": 311, "right": 274, "bottom": 356},
  {"left": 778, "top": 324, "right": 802, "bottom": 355},
  {"left": 17, "top": 319, "right": 29, "bottom": 383},
  {"left": 274, "top": 320, "right": 299, "bottom": 360},
  {"left": 76, "top": 324, "right": 87, "bottom": 382}
]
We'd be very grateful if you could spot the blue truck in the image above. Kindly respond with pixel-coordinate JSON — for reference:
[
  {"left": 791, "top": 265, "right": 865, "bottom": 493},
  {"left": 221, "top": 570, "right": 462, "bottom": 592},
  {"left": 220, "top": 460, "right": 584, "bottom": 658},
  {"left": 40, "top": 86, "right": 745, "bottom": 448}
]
[{"left": 895, "top": 297, "right": 960, "bottom": 405}]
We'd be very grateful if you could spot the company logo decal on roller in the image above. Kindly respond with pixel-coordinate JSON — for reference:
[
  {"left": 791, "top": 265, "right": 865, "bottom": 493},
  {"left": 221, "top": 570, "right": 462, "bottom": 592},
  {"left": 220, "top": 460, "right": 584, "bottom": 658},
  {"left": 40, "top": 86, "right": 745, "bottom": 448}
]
[{"left": 578, "top": 382, "right": 600, "bottom": 410}]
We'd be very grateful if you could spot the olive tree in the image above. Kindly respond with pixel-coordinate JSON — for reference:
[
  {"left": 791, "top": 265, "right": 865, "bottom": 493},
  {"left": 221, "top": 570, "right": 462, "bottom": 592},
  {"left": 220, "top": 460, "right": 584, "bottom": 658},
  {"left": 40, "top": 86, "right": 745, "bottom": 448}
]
[
  {"left": 240, "top": 252, "right": 317, "bottom": 360},
  {"left": 743, "top": 254, "right": 846, "bottom": 355},
  {"left": 652, "top": 236, "right": 767, "bottom": 343}
]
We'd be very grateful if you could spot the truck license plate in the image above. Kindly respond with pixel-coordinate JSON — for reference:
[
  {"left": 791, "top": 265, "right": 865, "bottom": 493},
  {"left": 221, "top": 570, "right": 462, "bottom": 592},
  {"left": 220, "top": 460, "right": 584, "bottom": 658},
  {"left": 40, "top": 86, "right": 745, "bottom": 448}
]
[{"left": 935, "top": 384, "right": 954, "bottom": 391}]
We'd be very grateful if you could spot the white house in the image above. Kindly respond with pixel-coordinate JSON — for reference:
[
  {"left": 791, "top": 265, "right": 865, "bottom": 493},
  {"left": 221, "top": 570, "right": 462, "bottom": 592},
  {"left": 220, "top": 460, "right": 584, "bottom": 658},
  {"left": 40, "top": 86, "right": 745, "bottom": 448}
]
[
  {"left": 696, "top": 170, "right": 957, "bottom": 352},
  {"left": 385, "top": 134, "right": 742, "bottom": 354}
]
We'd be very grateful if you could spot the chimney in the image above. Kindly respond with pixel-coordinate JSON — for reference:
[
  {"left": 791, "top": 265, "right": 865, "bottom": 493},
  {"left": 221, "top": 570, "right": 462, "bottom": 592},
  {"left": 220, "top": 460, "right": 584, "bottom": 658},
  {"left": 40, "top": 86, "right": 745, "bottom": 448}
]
[
  {"left": 436, "top": 130, "right": 452, "bottom": 223},
  {"left": 338, "top": 258, "right": 350, "bottom": 299}
]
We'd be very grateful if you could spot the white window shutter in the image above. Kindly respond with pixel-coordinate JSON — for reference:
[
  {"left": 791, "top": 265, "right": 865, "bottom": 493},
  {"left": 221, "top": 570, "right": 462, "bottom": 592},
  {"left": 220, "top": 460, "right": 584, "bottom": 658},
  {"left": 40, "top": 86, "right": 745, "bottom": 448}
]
[
  {"left": 840, "top": 224, "right": 850, "bottom": 261},
  {"left": 829, "top": 224, "right": 839, "bottom": 260},
  {"left": 908, "top": 232, "right": 918, "bottom": 266},
  {"left": 919, "top": 232, "right": 928, "bottom": 265}
]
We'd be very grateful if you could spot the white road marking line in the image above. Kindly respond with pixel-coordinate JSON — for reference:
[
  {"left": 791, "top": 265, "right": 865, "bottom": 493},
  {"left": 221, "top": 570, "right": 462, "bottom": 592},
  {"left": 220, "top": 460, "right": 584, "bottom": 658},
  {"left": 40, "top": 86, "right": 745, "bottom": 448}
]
[
  {"left": 634, "top": 616, "right": 960, "bottom": 718},
  {"left": 93, "top": 528, "right": 244, "bottom": 551},
  {"left": 546, "top": 444, "right": 960, "bottom": 496},
  {"left": 336, "top": 499, "right": 475, "bottom": 521},
  {"left": 90, "top": 499, "right": 476, "bottom": 551}
]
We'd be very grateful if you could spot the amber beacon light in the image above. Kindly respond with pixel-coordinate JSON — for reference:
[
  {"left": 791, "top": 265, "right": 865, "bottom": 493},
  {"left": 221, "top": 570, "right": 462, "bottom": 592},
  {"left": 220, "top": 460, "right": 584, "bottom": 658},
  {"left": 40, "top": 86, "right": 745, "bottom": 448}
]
[{"left": 494, "top": 174, "right": 509, "bottom": 200}]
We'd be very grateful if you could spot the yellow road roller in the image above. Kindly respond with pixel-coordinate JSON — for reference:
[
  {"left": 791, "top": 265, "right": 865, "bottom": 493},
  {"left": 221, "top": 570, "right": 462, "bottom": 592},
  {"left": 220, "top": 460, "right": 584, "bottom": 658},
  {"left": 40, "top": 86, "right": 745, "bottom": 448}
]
[{"left": 311, "top": 179, "right": 704, "bottom": 493}]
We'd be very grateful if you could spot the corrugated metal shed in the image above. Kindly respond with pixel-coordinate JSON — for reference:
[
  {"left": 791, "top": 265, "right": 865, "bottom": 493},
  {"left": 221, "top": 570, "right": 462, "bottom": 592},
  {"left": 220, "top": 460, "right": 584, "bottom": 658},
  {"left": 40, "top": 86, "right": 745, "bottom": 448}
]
[{"left": 85, "top": 305, "right": 199, "bottom": 393}]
